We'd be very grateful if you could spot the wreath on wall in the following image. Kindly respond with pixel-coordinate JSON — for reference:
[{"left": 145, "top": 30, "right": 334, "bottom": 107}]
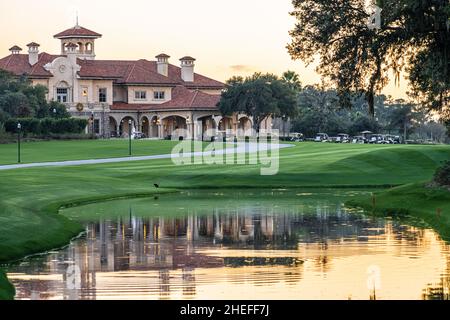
[{"left": 76, "top": 103, "right": 84, "bottom": 112}]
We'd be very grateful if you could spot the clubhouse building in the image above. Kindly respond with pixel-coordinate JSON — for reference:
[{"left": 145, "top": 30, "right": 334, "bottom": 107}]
[{"left": 0, "top": 24, "right": 270, "bottom": 139}]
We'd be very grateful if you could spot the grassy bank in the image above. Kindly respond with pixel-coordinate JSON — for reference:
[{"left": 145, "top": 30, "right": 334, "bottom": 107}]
[
  {"left": 0, "top": 270, "right": 14, "bottom": 300},
  {"left": 347, "top": 183, "right": 450, "bottom": 241},
  {"left": 1, "top": 142, "right": 450, "bottom": 299}
]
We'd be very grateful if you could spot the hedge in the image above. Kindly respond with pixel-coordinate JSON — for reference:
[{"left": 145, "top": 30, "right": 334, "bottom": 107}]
[{"left": 4, "top": 118, "right": 88, "bottom": 135}]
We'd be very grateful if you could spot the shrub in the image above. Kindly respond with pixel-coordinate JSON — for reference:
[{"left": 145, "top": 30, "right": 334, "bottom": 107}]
[
  {"left": 434, "top": 161, "right": 450, "bottom": 187},
  {"left": 4, "top": 118, "right": 88, "bottom": 135}
]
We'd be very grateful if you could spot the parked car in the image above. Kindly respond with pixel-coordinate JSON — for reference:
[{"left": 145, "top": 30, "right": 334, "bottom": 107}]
[
  {"left": 315, "top": 133, "right": 329, "bottom": 142},
  {"left": 336, "top": 134, "right": 350, "bottom": 143}
]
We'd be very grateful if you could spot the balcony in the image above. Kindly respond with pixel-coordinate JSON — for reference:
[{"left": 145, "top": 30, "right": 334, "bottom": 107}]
[{"left": 65, "top": 102, "right": 110, "bottom": 114}]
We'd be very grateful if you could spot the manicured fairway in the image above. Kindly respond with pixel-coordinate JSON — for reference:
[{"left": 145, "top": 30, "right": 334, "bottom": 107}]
[
  {"left": 0, "top": 139, "right": 182, "bottom": 165},
  {"left": 1, "top": 142, "right": 450, "bottom": 299}
]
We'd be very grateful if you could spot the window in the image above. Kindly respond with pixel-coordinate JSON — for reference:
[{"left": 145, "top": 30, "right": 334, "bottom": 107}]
[
  {"left": 56, "top": 88, "right": 68, "bottom": 103},
  {"left": 154, "top": 91, "right": 165, "bottom": 100},
  {"left": 135, "top": 91, "right": 147, "bottom": 100},
  {"left": 99, "top": 88, "right": 107, "bottom": 103}
]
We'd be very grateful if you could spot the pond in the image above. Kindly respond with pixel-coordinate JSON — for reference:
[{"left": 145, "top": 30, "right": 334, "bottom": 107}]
[{"left": 5, "top": 189, "right": 450, "bottom": 300}]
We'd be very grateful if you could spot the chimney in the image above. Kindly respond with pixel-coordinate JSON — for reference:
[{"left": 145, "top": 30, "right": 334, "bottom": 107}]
[
  {"left": 9, "top": 45, "right": 22, "bottom": 55},
  {"left": 180, "top": 56, "right": 196, "bottom": 82},
  {"left": 156, "top": 53, "right": 170, "bottom": 77},
  {"left": 65, "top": 42, "right": 78, "bottom": 64},
  {"left": 27, "top": 42, "right": 40, "bottom": 66}
]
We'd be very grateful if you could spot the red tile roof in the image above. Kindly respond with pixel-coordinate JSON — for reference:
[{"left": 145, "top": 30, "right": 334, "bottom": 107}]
[
  {"left": 112, "top": 86, "right": 220, "bottom": 111},
  {"left": 0, "top": 53, "right": 61, "bottom": 78},
  {"left": 0, "top": 52, "right": 224, "bottom": 87},
  {"left": 78, "top": 59, "right": 224, "bottom": 88},
  {"left": 54, "top": 25, "right": 102, "bottom": 39},
  {"left": 27, "top": 42, "right": 40, "bottom": 47}
]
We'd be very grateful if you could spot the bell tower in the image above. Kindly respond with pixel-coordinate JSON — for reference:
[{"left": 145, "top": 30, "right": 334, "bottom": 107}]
[{"left": 54, "top": 21, "right": 102, "bottom": 60}]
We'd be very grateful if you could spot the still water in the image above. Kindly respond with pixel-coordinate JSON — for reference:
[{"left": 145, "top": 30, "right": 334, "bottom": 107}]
[{"left": 5, "top": 190, "right": 450, "bottom": 300}]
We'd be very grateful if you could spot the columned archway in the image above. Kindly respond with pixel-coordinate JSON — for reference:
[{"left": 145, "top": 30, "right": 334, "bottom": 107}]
[
  {"left": 196, "top": 115, "right": 217, "bottom": 141},
  {"left": 149, "top": 116, "right": 160, "bottom": 138},
  {"left": 218, "top": 117, "right": 234, "bottom": 141},
  {"left": 109, "top": 117, "right": 118, "bottom": 138},
  {"left": 141, "top": 116, "right": 150, "bottom": 138},
  {"left": 119, "top": 116, "right": 136, "bottom": 138},
  {"left": 238, "top": 116, "right": 253, "bottom": 131},
  {"left": 162, "top": 116, "right": 187, "bottom": 139}
]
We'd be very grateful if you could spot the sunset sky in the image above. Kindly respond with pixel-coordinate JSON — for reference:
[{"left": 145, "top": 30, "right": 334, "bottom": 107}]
[{"left": 0, "top": 0, "right": 408, "bottom": 98}]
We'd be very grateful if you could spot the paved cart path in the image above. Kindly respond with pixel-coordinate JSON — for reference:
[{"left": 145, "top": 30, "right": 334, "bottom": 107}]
[{"left": 0, "top": 142, "right": 294, "bottom": 171}]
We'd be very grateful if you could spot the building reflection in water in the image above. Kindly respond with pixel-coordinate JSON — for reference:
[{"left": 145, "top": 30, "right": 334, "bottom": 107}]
[{"left": 7, "top": 198, "right": 450, "bottom": 300}]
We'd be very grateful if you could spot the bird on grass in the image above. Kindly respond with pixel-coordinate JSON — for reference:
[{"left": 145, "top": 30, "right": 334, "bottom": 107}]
[{"left": 154, "top": 183, "right": 160, "bottom": 188}]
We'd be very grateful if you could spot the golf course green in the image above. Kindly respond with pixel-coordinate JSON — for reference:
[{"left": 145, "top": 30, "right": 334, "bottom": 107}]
[{"left": 1, "top": 140, "right": 450, "bottom": 300}]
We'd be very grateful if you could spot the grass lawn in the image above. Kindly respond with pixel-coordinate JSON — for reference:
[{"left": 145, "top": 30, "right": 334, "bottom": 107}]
[
  {"left": 1, "top": 142, "right": 450, "bottom": 299},
  {"left": 0, "top": 139, "right": 183, "bottom": 165}
]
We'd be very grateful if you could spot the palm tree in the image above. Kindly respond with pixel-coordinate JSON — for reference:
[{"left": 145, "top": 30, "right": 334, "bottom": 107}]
[{"left": 281, "top": 71, "right": 302, "bottom": 92}]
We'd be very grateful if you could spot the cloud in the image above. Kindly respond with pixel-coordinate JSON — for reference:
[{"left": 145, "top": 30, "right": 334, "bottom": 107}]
[{"left": 229, "top": 65, "right": 255, "bottom": 73}]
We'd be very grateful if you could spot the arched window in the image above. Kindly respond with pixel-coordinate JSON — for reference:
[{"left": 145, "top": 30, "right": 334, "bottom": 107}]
[
  {"left": 56, "top": 81, "right": 70, "bottom": 103},
  {"left": 85, "top": 43, "right": 93, "bottom": 53}
]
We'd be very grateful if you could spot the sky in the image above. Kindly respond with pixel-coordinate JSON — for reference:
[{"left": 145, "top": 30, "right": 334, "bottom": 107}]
[{"left": 0, "top": 0, "right": 408, "bottom": 98}]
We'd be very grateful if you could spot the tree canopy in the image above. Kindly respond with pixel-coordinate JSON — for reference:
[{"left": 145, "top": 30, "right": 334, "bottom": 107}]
[
  {"left": 218, "top": 73, "right": 298, "bottom": 131},
  {"left": 288, "top": 0, "right": 450, "bottom": 118},
  {"left": 281, "top": 71, "right": 303, "bottom": 92},
  {"left": 291, "top": 84, "right": 434, "bottom": 139},
  {"left": 0, "top": 70, "right": 69, "bottom": 126}
]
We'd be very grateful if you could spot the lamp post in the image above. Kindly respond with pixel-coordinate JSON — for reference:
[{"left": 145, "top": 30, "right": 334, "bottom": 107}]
[
  {"left": 53, "top": 108, "right": 57, "bottom": 118},
  {"left": 17, "top": 123, "right": 21, "bottom": 163},
  {"left": 91, "top": 112, "right": 95, "bottom": 139},
  {"left": 128, "top": 119, "right": 132, "bottom": 156}
]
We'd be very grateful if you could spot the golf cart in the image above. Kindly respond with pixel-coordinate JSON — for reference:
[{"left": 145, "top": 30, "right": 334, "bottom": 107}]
[
  {"left": 352, "top": 136, "right": 366, "bottom": 144},
  {"left": 369, "top": 134, "right": 383, "bottom": 144},
  {"left": 315, "top": 133, "right": 329, "bottom": 142},
  {"left": 289, "top": 133, "right": 304, "bottom": 142},
  {"left": 133, "top": 132, "right": 147, "bottom": 140},
  {"left": 336, "top": 134, "right": 350, "bottom": 143},
  {"left": 385, "top": 135, "right": 401, "bottom": 144}
]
